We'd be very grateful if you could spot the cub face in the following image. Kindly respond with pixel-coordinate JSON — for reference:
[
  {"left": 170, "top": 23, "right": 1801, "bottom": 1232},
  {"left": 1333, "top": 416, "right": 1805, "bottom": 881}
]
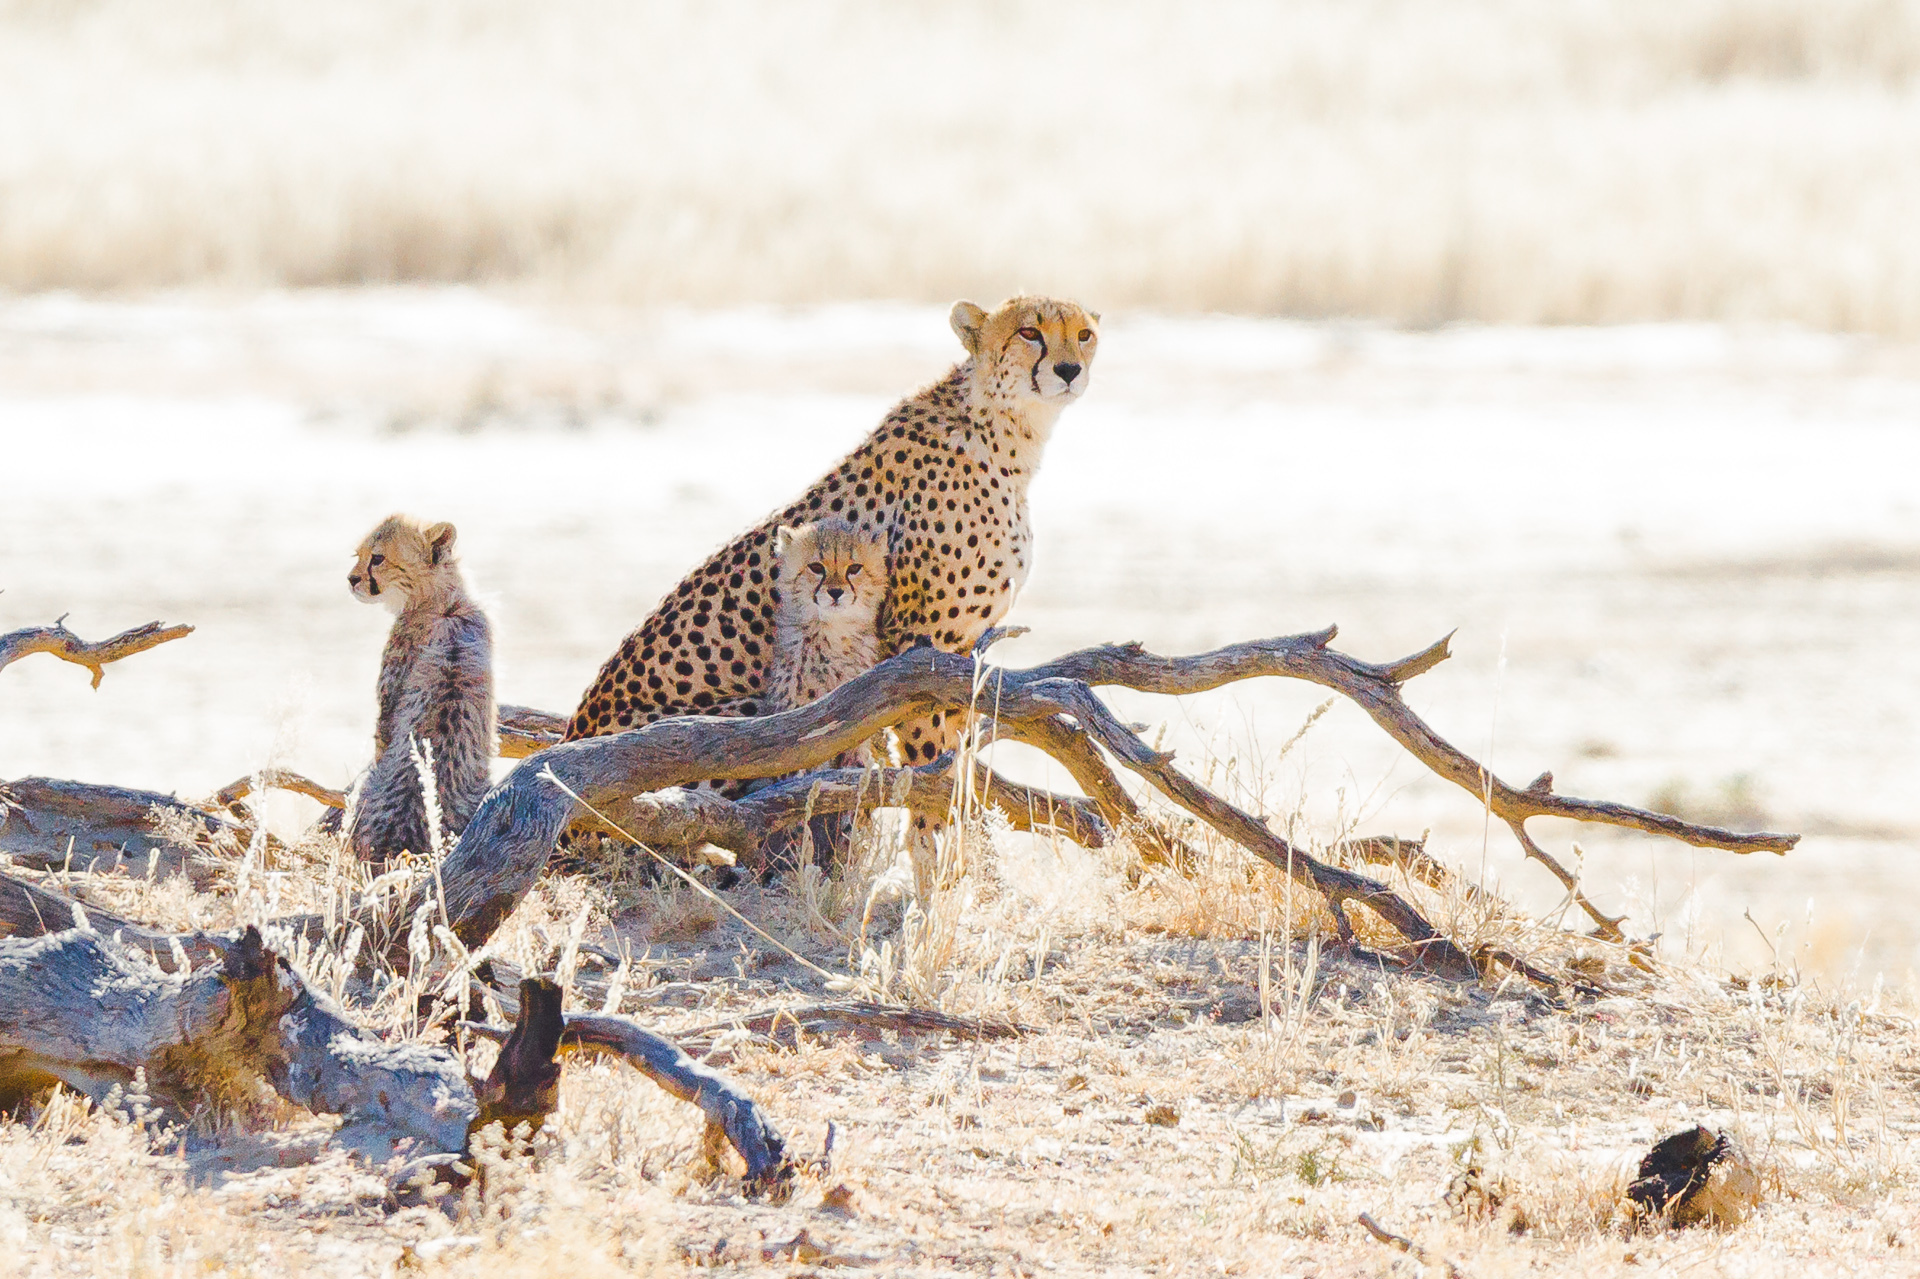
[
  {"left": 950, "top": 295, "right": 1100, "bottom": 404},
  {"left": 349, "top": 514, "right": 456, "bottom": 612},
  {"left": 774, "top": 518, "right": 887, "bottom": 620}
]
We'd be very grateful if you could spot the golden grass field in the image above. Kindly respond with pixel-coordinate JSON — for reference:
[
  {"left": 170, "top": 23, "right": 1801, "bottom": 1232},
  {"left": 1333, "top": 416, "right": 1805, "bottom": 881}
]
[
  {"left": 7, "top": 1, "right": 1920, "bottom": 330},
  {"left": 3, "top": 292, "right": 1919, "bottom": 1274}
]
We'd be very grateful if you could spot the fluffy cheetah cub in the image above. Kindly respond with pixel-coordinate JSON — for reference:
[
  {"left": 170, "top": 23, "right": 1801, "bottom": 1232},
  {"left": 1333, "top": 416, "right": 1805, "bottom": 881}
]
[
  {"left": 768, "top": 518, "right": 887, "bottom": 765},
  {"left": 345, "top": 515, "right": 496, "bottom": 863}
]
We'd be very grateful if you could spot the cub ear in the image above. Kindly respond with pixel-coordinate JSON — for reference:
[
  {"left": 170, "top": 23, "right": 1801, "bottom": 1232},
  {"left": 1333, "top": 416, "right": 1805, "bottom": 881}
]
[
  {"left": 424, "top": 521, "right": 457, "bottom": 564},
  {"left": 773, "top": 525, "right": 797, "bottom": 555},
  {"left": 949, "top": 301, "right": 988, "bottom": 355},
  {"left": 1088, "top": 310, "right": 1102, "bottom": 325}
]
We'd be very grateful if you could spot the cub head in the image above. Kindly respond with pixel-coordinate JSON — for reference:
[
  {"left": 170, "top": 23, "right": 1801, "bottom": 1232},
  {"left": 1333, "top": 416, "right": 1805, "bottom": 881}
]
[
  {"left": 949, "top": 295, "right": 1099, "bottom": 404},
  {"left": 349, "top": 515, "right": 458, "bottom": 611},
  {"left": 773, "top": 518, "right": 887, "bottom": 618}
]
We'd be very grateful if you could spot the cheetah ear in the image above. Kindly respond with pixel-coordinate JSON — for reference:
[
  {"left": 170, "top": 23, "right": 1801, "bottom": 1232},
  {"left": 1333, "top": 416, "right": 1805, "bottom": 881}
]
[
  {"left": 424, "top": 521, "right": 456, "bottom": 565},
  {"left": 773, "top": 525, "right": 796, "bottom": 555},
  {"left": 1089, "top": 310, "right": 1102, "bottom": 324},
  {"left": 949, "top": 301, "right": 988, "bottom": 356}
]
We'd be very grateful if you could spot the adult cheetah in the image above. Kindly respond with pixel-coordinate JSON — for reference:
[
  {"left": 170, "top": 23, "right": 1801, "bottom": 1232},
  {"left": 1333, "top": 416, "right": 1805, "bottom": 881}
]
[{"left": 565, "top": 295, "right": 1098, "bottom": 775}]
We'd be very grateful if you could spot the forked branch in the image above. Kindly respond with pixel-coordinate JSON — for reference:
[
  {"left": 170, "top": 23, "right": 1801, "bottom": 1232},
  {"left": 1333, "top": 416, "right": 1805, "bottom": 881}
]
[
  {"left": 0, "top": 618, "right": 193, "bottom": 688},
  {"left": 1022, "top": 628, "right": 1797, "bottom": 939}
]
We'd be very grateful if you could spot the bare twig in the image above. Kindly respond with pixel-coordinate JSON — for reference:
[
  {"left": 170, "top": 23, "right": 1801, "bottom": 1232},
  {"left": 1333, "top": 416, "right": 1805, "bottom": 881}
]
[
  {"left": 1357, "top": 1212, "right": 1471, "bottom": 1279},
  {"left": 0, "top": 618, "right": 192, "bottom": 688},
  {"left": 208, "top": 769, "right": 347, "bottom": 811}
]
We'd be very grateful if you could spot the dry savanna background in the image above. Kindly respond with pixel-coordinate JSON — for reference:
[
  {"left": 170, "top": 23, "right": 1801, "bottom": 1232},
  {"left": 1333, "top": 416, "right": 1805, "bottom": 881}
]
[{"left": 4, "top": 2, "right": 1920, "bottom": 1275}]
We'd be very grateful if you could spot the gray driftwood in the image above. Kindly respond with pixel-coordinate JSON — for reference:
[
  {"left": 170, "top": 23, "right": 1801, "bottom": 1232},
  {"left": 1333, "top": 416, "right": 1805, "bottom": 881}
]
[
  {"left": 0, "top": 924, "right": 474, "bottom": 1158},
  {"left": 0, "top": 776, "right": 242, "bottom": 884}
]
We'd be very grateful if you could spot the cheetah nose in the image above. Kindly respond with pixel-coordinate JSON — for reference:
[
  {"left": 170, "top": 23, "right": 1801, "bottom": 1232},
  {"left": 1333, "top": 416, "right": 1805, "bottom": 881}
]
[
  {"left": 1052, "top": 360, "right": 1082, "bottom": 386},
  {"left": 348, "top": 573, "right": 360, "bottom": 588},
  {"left": 826, "top": 587, "right": 846, "bottom": 603}
]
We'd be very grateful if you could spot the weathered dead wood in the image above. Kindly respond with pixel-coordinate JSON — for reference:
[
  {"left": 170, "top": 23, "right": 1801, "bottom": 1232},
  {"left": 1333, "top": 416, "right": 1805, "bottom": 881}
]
[
  {"left": 0, "top": 924, "right": 475, "bottom": 1159},
  {"left": 0, "top": 776, "right": 242, "bottom": 882},
  {"left": 207, "top": 769, "right": 346, "bottom": 812},
  {"left": 464, "top": 1011, "right": 793, "bottom": 1184},
  {"left": 1018, "top": 628, "right": 1798, "bottom": 940},
  {"left": 389, "top": 641, "right": 1470, "bottom": 977},
  {"left": 0, "top": 911, "right": 791, "bottom": 1181},
  {"left": 0, "top": 618, "right": 192, "bottom": 687},
  {"left": 498, "top": 703, "right": 566, "bottom": 759}
]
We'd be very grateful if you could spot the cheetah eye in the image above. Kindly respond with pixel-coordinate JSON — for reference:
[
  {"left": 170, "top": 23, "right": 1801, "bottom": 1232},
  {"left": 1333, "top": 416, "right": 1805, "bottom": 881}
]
[
  {"left": 845, "top": 564, "right": 862, "bottom": 577},
  {"left": 1017, "top": 326, "right": 1042, "bottom": 343},
  {"left": 369, "top": 554, "right": 385, "bottom": 566},
  {"left": 1078, "top": 328, "right": 1093, "bottom": 342},
  {"left": 808, "top": 562, "right": 826, "bottom": 576}
]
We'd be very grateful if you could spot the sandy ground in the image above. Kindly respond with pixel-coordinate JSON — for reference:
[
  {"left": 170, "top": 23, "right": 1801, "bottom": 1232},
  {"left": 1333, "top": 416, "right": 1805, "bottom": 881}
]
[{"left": 4, "top": 289, "right": 1919, "bottom": 978}]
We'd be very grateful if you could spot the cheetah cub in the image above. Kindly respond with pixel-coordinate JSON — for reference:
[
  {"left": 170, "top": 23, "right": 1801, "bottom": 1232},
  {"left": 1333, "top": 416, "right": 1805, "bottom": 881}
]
[
  {"left": 768, "top": 518, "right": 888, "bottom": 765},
  {"left": 345, "top": 515, "right": 496, "bottom": 862}
]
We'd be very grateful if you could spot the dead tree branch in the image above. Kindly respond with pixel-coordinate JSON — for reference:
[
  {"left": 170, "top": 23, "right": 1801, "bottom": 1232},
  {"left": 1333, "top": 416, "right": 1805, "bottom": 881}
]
[
  {"left": 394, "top": 637, "right": 1472, "bottom": 977},
  {"left": 463, "top": 1011, "right": 793, "bottom": 1184},
  {"left": 1018, "top": 628, "right": 1797, "bottom": 940},
  {"left": 0, "top": 922, "right": 788, "bottom": 1181},
  {"left": 207, "top": 769, "right": 346, "bottom": 812},
  {"left": 498, "top": 704, "right": 566, "bottom": 759},
  {"left": 0, "top": 618, "right": 192, "bottom": 688}
]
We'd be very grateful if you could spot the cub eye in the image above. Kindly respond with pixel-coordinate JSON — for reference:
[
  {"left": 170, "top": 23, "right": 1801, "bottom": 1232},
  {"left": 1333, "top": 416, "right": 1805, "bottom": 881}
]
[
  {"left": 1017, "top": 326, "right": 1042, "bottom": 342},
  {"left": 1078, "top": 328, "right": 1093, "bottom": 342},
  {"left": 369, "top": 554, "right": 385, "bottom": 566},
  {"left": 845, "top": 564, "right": 862, "bottom": 577},
  {"left": 808, "top": 562, "right": 826, "bottom": 576}
]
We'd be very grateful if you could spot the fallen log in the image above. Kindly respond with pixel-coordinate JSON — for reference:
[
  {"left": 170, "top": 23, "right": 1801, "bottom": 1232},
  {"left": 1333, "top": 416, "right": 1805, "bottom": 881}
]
[
  {"left": 0, "top": 924, "right": 473, "bottom": 1160},
  {"left": 0, "top": 776, "right": 242, "bottom": 883},
  {"left": 0, "top": 924, "right": 790, "bottom": 1181}
]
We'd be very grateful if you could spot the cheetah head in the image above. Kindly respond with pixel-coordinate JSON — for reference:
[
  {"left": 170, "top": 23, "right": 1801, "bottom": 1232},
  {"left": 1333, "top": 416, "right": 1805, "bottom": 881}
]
[
  {"left": 950, "top": 295, "right": 1099, "bottom": 405},
  {"left": 349, "top": 514, "right": 457, "bottom": 612},
  {"left": 774, "top": 519, "right": 887, "bottom": 620}
]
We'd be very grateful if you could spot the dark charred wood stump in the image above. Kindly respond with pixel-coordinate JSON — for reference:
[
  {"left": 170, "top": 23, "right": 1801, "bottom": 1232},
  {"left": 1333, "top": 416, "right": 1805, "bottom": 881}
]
[
  {"left": 1627, "top": 1125, "right": 1762, "bottom": 1227},
  {"left": 469, "top": 977, "right": 564, "bottom": 1143}
]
